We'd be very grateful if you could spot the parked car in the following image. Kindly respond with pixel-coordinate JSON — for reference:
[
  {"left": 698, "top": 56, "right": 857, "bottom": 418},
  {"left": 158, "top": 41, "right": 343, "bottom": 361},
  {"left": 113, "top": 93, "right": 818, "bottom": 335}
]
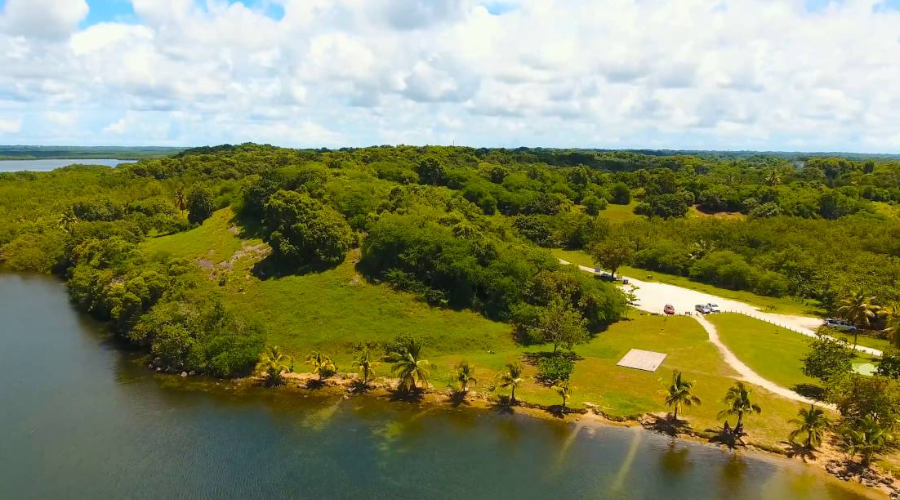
[
  {"left": 824, "top": 318, "right": 858, "bottom": 332},
  {"left": 706, "top": 303, "right": 721, "bottom": 313},
  {"left": 664, "top": 304, "right": 675, "bottom": 315},
  {"left": 695, "top": 304, "right": 712, "bottom": 314}
]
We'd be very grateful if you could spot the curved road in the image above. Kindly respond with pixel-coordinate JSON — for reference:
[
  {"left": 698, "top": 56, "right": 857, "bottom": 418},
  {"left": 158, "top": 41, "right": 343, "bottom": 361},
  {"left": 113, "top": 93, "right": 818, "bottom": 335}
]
[{"left": 560, "top": 259, "right": 869, "bottom": 407}]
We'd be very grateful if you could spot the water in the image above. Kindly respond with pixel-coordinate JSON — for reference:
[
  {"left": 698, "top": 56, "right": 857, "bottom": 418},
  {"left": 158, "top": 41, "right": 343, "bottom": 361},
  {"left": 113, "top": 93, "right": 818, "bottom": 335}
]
[
  {"left": 0, "top": 158, "right": 136, "bottom": 172},
  {"left": 0, "top": 273, "right": 876, "bottom": 500}
]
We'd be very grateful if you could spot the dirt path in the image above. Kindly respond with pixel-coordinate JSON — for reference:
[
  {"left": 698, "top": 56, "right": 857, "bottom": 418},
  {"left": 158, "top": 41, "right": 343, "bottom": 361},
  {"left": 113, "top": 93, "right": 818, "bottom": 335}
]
[
  {"left": 561, "top": 260, "right": 882, "bottom": 357},
  {"left": 693, "top": 315, "right": 832, "bottom": 407},
  {"left": 560, "top": 259, "right": 843, "bottom": 407}
]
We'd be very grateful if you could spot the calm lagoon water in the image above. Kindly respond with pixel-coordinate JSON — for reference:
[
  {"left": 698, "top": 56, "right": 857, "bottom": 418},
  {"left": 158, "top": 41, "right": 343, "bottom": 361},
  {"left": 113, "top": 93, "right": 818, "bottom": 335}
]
[
  {"left": 0, "top": 158, "right": 136, "bottom": 172},
  {"left": 0, "top": 273, "right": 878, "bottom": 500}
]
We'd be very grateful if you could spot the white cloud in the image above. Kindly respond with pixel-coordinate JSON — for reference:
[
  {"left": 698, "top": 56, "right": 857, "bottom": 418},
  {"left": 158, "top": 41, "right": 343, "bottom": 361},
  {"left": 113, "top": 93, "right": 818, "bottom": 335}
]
[
  {"left": 2, "top": 0, "right": 900, "bottom": 150},
  {"left": 0, "top": 0, "right": 89, "bottom": 40},
  {"left": 44, "top": 111, "right": 77, "bottom": 127},
  {"left": 0, "top": 115, "right": 23, "bottom": 133}
]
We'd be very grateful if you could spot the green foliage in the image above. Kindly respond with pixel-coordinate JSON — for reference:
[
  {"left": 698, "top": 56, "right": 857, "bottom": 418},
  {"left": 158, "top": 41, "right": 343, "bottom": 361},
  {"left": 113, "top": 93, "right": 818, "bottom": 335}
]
[
  {"left": 829, "top": 375, "right": 900, "bottom": 429},
  {"left": 717, "top": 381, "right": 762, "bottom": 427},
  {"left": 877, "top": 349, "right": 900, "bottom": 379},
  {"left": 453, "top": 361, "right": 477, "bottom": 393},
  {"left": 257, "top": 346, "right": 292, "bottom": 387},
  {"left": 534, "top": 299, "right": 589, "bottom": 353},
  {"left": 187, "top": 185, "right": 216, "bottom": 225},
  {"left": 387, "top": 338, "right": 434, "bottom": 393},
  {"left": 663, "top": 370, "right": 702, "bottom": 421},
  {"left": 306, "top": 351, "right": 337, "bottom": 380},
  {"left": 537, "top": 355, "right": 574, "bottom": 384},
  {"left": 802, "top": 336, "right": 854, "bottom": 384},
  {"left": 841, "top": 415, "right": 897, "bottom": 466},
  {"left": 552, "top": 379, "right": 573, "bottom": 409},
  {"left": 496, "top": 362, "right": 524, "bottom": 404},
  {"left": 591, "top": 235, "right": 635, "bottom": 277},
  {"left": 263, "top": 190, "right": 353, "bottom": 267},
  {"left": 788, "top": 405, "right": 831, "bottom": 450},
  {"left": 609, "top": 182, "right": 631, "bottom": 205}
]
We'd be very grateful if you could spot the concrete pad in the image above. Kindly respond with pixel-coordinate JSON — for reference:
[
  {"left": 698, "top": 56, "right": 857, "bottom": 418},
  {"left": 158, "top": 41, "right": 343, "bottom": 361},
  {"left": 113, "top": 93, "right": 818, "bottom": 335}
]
[{"left": 617, "top": 349, "right": 668, "bottom": 372}]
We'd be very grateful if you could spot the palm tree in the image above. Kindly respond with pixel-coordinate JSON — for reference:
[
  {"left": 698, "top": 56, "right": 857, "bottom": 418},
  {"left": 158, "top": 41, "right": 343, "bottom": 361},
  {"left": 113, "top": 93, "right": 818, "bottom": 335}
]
[
  {"left": 257, "top": 345, "right": 291, "bottom": 387},
  {"left": 788, "top": 405, "right": 831, "bottom": 450},
  {"left": 842, "top": 416, "right": 896, "bottom": 467},
  {"left": 764, "top": 169, "right": 782, "bottom": 186},
  {"left": 663, "top": 370, "right": 701, "bottom": 422},
  {"left": 354, "top": 349, "right": 378, "bottom": 387},
  {"left": 389, "top": 338, "right": 433, "bottom": 393},
  {"left": 553, "top": 379, "right": 573, "bottom": 410},
  {"left": 838, "top": 290, "right": 880, "bottom": 347},
  {"left": 497, "top": 362, "right": 524, "bottom": 405},
  {"left": 306, "top": 351, "right": 336, "bottom": 381},
  {"left": 717, "top": 382, "right": 762, "bottom": 428},
  {"left": 175, "top": 188, "right": 188, "bottom": 216},
  {"left": 882, "top": 305, "right": 900, "bottom": 349},
  {"left": 58, "top": 210, "right": 77, "bottom": 234},
  {"left": 454, "top": 361, "right": 477, "bottom": 393}
]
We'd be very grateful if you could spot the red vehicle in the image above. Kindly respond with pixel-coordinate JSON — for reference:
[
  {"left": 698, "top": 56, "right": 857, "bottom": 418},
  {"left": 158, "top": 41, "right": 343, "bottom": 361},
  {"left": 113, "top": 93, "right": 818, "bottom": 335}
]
[{"left": 664, "top": 304, "right": 675, "bottom": 315}]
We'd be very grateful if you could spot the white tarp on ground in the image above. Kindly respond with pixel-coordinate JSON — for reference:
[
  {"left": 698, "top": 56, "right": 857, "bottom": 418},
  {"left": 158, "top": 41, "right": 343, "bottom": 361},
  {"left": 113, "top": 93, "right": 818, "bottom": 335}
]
[{"left": 616, "top": 349, "right": 668, "bottom": 372}]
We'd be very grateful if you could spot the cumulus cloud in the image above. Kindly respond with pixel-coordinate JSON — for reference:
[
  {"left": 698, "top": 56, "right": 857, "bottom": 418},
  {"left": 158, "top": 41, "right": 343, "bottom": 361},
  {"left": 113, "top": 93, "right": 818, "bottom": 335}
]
[
  {"left": 0, "top": 0, "right": 89, "bottom": 40},
  {"left": 1, "top": 0, "right": 900, "bottom": 150},
  {"left": 0, "top": 115, "right": 23, "bottom": 133}
]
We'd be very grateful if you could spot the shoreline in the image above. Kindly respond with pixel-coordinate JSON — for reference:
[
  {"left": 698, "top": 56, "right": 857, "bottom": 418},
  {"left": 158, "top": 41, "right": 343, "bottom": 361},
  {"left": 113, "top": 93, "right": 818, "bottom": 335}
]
[{"left": 186, "top": 368, "right": 894, "bottom": 499}]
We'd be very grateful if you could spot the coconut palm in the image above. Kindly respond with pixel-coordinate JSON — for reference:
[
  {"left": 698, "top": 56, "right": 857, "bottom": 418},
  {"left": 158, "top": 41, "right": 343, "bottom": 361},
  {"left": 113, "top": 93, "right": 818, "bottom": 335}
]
[
  {"left": 788, "top": 405, "right": 831, "bottom": 450},
  {"left": 838, "top": 290, "right": 880, "bottom": 347},
  {"left": 497, "top": 362, "right": 524, "bottom": 405},
  {"left": 663, "top": 370, "right": 701, "bottom": 422},
  {"left": 882, "top": 305, "right": 900, "bottom": 349},
  {"left": 553, "top": 379, "right": 573, "bottom": 410},
  {"left": 175, "top": 188, "right": 188, "bottom": 216},
  {"left": 842, "top": 416, "right": 896, "bottom": 467},
  {"left": 717, "top": 382, "right": 762, "bottom": 428},
  {"left": 354, "top": 348, "right": 378, "bottom": 387},
  {"left": 257, "top": 345, "right": 291, "bottom": 387},
  {"left": 58, "top": 210, "right": 77, "bottom": 234},
  {"left": 306, "top": 351, "right": 336, "bottom": 381},
  {"left": 389, "top": 338, "right": 433, "bottom": 393},
  {"left": 454, "top": 361, "right": 477, "bottom": 393}
]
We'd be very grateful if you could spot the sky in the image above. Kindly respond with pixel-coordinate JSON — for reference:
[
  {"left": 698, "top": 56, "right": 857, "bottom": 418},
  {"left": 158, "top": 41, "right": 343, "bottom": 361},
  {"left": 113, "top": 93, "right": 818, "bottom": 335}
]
[{"left": 2, "top": 0, "right": 900, "bottom": 151}]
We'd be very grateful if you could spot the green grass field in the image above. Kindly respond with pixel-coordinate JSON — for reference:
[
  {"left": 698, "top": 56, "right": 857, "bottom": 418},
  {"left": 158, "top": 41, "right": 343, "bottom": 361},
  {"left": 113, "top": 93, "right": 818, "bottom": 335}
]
[
  {"left": 142, "top": 209, "right": 810, "bottom": 448},
  {"left": 600, "top": 201, "right": 641, "bottom": 223},
  {"left": 706, "top": 313, "right": 820, "bottom": 390}
]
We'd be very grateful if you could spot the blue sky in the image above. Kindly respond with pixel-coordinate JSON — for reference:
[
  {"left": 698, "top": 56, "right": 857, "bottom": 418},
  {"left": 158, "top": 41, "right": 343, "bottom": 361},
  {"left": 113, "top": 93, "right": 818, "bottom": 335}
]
[{"left": 2, "top": 0, "right": 900, "bottom": 151}]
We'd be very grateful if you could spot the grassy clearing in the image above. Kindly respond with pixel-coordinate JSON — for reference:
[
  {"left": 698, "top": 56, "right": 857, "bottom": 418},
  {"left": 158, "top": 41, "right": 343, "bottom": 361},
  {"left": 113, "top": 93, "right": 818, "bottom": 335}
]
[
  {"left": 142, "top": 209, "right": 259, "bottom": 264},
  {"left": 600, "top": 201, "right": 641, "bottom": 223},
  {"left": 706, "top": 313, "right": 820, "bottom": 390},
  {"left": 549, "top": 247, "right": 823, "bottom": 316},
  {"left": 827, "top": 330, "right": 893, "bottom": 352},
  {"left": 144, "top": 210, "right": 809, "bottom": 448}
]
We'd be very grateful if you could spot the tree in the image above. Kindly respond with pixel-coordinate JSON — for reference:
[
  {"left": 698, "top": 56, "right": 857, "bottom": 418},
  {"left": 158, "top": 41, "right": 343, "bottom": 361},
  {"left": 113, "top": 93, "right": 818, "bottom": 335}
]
[
  {"left": 264, "top": 190, "right": 354, "bottom": 267},
  {"left": 802, "top": 336, "right": 854, "bottom": 384},
  {"left": 663, "top": 370, "right": 701, "bottom": 422},
  {"left": 498, "top": 362, "right": 524, "bottom": 405},
  {"left": 306, "top": 351, "right": 336, "bottom": 381},
  {"left": 582, "top": 195, "right": 607, "bottom": 216},
  {"left": 354, "top": 348, "right": 378, "bottom": 387},
  {"left": 610, "top": 182, "right": 631, "bottom": 205},
  {"left": 186, "top": 185, "right": 215, "bottom": 224},
  {"left": 58, "top": 210, "right": 77, "bottom": 234},
  {"left": 838, "top": 290, "right": 880, "bottom": 347},
  {"left": 590, "top": 236, "right": 635, "bottom": 278},
  {"left": 788, "top": 405, "right": 831, "bottom": 450},
  {"left": 388, "top": 338, "right": 433, "bottom": 393},
  {"left": 454, "top": 361, "right": 477, "bottom": 393},
  {"left": 553, "top": 379, "right": 573, "bottom": 410},
  {"left": 536, "top": 299, "right": 589, "bottom": 354},
  {"left": 257, "top": 345, "right": 291, "bottom": 387},
  {"left": 877, "top": 349, "right": 900, "bottom": 379},
  {"left": 882, "top": 306, "right": 900, "bottom": 349},
  {"left": 175, "top": 188, "right": 187, "bottom": 216},
  {"left": 717, "top": 381, "right": 761, "bottom": 427},
  {"left": 841, "top": 415, "right": 896, "bottom": 467},
  {"left": 830, "top": 375, "right": 900, "bottom": 428}
]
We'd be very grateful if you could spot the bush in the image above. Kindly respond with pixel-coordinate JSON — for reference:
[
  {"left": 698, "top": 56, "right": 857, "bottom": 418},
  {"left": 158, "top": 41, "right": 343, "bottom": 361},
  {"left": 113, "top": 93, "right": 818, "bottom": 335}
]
[
  {"left": 537, "top": 355, "right": 574, "bottom": 384},
  {"left": 263, "top": 190, "right": 354, "bottom": 267}
]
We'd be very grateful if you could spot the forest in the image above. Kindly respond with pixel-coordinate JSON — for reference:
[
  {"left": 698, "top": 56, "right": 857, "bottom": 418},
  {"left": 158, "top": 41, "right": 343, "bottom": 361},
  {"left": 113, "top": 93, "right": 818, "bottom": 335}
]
[{"left": 3, "top": 144, "right": 900, "bottom": 375}]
